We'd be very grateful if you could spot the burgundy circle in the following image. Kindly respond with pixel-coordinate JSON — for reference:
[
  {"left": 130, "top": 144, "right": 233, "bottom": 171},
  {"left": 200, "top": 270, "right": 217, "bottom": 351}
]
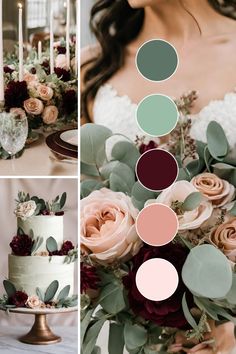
[{"left": 136, "top": 149, "right": 178, "bottom": 191}]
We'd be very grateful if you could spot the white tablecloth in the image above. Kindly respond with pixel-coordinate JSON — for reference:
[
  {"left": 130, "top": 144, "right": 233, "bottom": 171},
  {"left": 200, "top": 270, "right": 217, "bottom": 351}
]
[
  {"left": 0, "top": 134, "right": 77, "bottom": 176},
  {"left": 0, "top": 326, "right": 77, "bottom": 353}
]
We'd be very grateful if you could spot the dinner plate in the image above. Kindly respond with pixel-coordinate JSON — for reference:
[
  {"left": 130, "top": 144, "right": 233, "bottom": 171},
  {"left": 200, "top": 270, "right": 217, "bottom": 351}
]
[
  {"left": 46, "top": 131, "right": 78, "bottom": 160},
  {"left": 60, "top": 129, "right": 78, "bottom": 147},
  {"left": 54, "top": 130, "right": 78, "bottom": 152}
]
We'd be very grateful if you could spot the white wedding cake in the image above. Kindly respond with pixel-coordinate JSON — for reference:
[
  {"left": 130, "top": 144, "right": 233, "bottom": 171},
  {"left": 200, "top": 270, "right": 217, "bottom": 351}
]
[{"left": 1, "top": 192, "right": 77, "bottom": 309}]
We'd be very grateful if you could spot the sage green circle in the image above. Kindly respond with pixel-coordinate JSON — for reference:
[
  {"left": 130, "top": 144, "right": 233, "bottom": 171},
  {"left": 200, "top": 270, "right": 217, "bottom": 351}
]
[
  {"left": 136, "top": 94, "right": 179, "bottom": 137},
  {"left": 136, "top": 39, "right": 178, "bottom": 81}
]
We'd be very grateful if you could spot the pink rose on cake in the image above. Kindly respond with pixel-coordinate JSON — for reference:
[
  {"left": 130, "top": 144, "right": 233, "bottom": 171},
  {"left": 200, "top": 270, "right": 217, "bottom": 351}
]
[
  {"left": 154, "top": 180, "right": 213, "bottom": 231},
  {"left": 191, "top": 173, "right": 235, "bottom": 207},
  {"left": 37, "top": 84, "right": 54, "bottom": 101},
  {"left": 24, "top": 98, "right": 44, "bottom": 115},
  {"left": 26, "top": 295, "right": 42, "bottom": 309},
  {"left": 81, "top": 188, "right": 142, "bottom": 264},
  {"left": 210, "top": 218, "right": 236, "bottom": 263},
  {"left": 42, "top": 105, "right": 58, "bottom": 124},
  {"left": 14, "top": 200, "right": 37, "bottom": 220}
]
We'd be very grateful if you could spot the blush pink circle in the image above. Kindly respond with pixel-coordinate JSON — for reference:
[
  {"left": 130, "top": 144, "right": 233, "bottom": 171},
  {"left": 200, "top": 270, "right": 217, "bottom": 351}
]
[
  {"left": 135, "top": 258, "right": 179, "bottom": 301},
  {"left": 136, "top": 203, "right": 179, "bottom": 246}
]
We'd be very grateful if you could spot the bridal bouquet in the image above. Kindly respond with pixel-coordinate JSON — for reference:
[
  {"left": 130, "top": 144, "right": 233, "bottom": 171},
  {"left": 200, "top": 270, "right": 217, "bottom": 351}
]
[{"left": 80, "top": 106, "right": 236, "bottom": 353}]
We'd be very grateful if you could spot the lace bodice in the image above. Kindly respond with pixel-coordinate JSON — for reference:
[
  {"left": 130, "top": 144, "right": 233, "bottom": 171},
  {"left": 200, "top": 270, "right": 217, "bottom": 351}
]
[{"left": 93, "top": 84, "right": 236, "bottom": 148}]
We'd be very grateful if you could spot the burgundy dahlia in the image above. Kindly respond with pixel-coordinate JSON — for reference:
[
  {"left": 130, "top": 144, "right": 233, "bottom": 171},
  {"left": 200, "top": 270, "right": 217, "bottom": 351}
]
[
  {"left": 81, "top": 263, "right": 100, "bottom": 293},
  {"left": 62, "top": 89, "right": 77, "bottom": 115},
  {"left": 10, "top": 234, "right": 34, "bottom": 256},
  {"left": 139, "top": 140, "right": 158, "bottom": 154},
  {"left": 60, "top": 240, "right": 74, "bottom": 255},
  {"left": 9, "top": 291, "right": 28, "bottom": 307},
  {"left": 4, "top": 66, "right": 14, "bottom": 74},
  {"left": 5, "top": 81, "right": 29, "bottom": 109},
  {"left": 54, "top": 67, "right": 71, "bottom": 82},
  {"left": 30, "top": 67, "right": 37, "bottom": 74},
  {"left": 123, "top": 243, "right": 193, "bottom": 329},
  {"left": 41, "top": 60, "right": 50, "bottom": 75}
]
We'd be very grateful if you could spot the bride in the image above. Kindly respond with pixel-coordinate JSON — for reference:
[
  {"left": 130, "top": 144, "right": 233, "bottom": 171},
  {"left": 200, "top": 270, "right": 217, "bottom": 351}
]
[{"left": 81, "top": 0, "right": 236, "bottom": 352}]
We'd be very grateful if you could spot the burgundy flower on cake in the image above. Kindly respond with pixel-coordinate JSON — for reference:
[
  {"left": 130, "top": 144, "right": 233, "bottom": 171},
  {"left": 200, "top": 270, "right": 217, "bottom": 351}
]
[
  {"left": 10, "top": 234, "right": 34, "bottom": 256},
  {"left": 54, "top": 67, "right": 71, "bottom": 82},
  {"left": 123, "top": 243, "right": 193, "bottom": 329},
  {"left": 9, "top": 291, "right": 28, "bottom": 307},
  {"left": 60, "top": 240, "right": 74, "bottom": 255},
  {"left": 81, "top": 263, "right": 100, "bottom": 293},
  {"left": 5, "top": 81, "right": 29, "bottom": 109},
  {"left": 62, "top": 89, "right": 77, "bottom": 115},
  {"left": 139, "top": 140, "right": 158, "bottom": 154}
]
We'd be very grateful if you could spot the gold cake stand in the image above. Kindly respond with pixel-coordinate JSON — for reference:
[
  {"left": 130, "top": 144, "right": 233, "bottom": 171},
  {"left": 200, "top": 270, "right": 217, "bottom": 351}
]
[{"left": 0, "top": 306, "right": 77, "bottom": 345}]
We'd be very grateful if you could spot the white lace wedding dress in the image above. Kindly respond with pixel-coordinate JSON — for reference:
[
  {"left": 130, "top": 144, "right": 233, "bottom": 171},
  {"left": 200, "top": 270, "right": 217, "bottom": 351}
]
[
  {"left": 93, "top": 84, "right": 236, "bottom": 354},
  {"left": 93, "top": 84, "right": 236, "bottom": 148}
]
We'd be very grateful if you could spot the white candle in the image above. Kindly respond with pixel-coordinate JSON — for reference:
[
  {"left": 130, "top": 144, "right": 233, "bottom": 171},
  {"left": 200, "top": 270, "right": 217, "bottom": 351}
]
[
  {"left": 38, "top": 40, "right": 42, "bottom": 62},
  {"left": 0, "top": 0, "right": 4, "bottom": 102},
  {"left": 50, "top": 9, "right": 54, "bottom": 74},
  {"left": 66, "top": 0, "right": 70, "bottom": 69},
  {"left": 18, "top": 3, "right": 23, "bottom": 82},
  {"left": 75, "top": 0, "right": 78, "bottom": 75}
]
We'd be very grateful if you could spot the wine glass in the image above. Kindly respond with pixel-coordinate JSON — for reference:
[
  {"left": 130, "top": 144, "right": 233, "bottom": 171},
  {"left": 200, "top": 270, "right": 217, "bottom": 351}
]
[{"left": 0, "top": 112, "right": 28, "bottom": 169}]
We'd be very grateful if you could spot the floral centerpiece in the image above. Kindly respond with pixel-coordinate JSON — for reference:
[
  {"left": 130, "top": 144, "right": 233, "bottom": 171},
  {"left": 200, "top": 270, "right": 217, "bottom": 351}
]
[
  {"left": 0, "top": 191, "right": 78, "bottom": 311},
  {"left": 0, "top": 40, "right": 78, "bottom": 159},
  {"left": 80, "top": 95, "right": 236, "bottom": 354}
]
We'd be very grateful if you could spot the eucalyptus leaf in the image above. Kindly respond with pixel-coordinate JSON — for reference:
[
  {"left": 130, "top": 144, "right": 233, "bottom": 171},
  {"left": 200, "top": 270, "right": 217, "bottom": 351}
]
[
  {"left": 81, "top": 123, "right": 112, "bottom": 166},
  {"left": 109, "top": 162, "right": 136, "bottom": 195},
  {"left": 3, "top": 280, "right": 16, "bottom": 297},
  {"left": 111, "top": 140, "right": 140, "bottom": 170},
  {"left": 83, "top": 319, "right": 106, "bottom": 354},
  {"left": 57, "top": 285, "right": 70, "bottom": 301},
  {"left": 226, "top": 273, "right": 236, "bottom": 305},
  {"left": 99, "top": 282, "right": 126, "bottom": 314},
  {"left": 80, "top": 308, "right": 96, "bottom": 347},
  {"left": 124, "top": 323, "right": 148, "bottom": 351},
  {"left": 182, "top": 245, "right": 232, "bottom": 299},
  {"left": 33, "top": 204, "right": 41, "bottom": 216},
  {"left": 17, "top": 227, "right": 25, "bottom": 236},
  {"left": 182, "top": 192, "right": 202, "bottom": 211},
  {"left": 100, "top": 161, "right": 119, "bottom": 180},
  {"left": 60, "top": 192, "right": 67, "bottom": 209},
  {"left": 36, "top": 287, "right": 44, "bottom": 302},
  {"left": 206, "top": 121, "right": 229, "bottom": 160},
  {"left": 229, "top": 202, "right": 236, "bottom": 216},
  {"left": 46, "top": 237, "right": 58, "bottom": 253},
  {"left": 108, "top": 323, "right": 124, "bottom": 354},
  {"left": 212, "top": 163, "right": 236, "bottom": 186},
  {"left": 31, "top": 236, "right": 44, "bottom": 255},
  {"left": 44, "top": 280, "right": 59, "bottom": 302},
  {"left": 177, "top": 167, "right": 191, "bottom": 181},
  {"left": 131, "top": 181, "right": 158, "bottom": 210},
  {"left": 81, "top": 180, "right": 104, "bottom": 199},
  {"left": 92, "top": 346, "right": 101, "bottom": 354},
  {"left": 182, "top": 293, "right": 198, "bottom": 330},
  {"left": 81, "top": 162, "right": 100, "bottom": 177}
]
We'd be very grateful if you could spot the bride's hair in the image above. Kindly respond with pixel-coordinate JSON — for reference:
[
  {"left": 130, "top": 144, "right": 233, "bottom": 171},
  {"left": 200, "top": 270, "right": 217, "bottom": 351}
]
[{"left": 81, "top": 0, "right": 236, "bottom": 121}]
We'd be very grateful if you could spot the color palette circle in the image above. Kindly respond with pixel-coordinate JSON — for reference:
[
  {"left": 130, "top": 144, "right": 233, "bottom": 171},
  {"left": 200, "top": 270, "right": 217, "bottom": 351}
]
[
  {"left": 135, "top": 258, "right": 179, "bottom": 301},
  {"left": 136, "top": 39, "right": 179, "bottom": 82},
  {"left": 136, "top": 203, "right": 179, "bottom": 246},
  {"left": 136, "top": 149, "right": 178, "bottom": 191},
  {"left": 136, "top": 94, "right": 179, "bottom": 137}
]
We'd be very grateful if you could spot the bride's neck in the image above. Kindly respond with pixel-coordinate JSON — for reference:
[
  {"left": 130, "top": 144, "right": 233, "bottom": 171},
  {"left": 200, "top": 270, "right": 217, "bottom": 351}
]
[{"left": 132, "top": 0, "right": 225, "bottom": 47}]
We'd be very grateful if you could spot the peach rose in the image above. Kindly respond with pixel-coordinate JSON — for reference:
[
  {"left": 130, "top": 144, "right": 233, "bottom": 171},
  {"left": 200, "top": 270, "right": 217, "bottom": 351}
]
[
  {"left": 210, "top": 218, "right": 236, "bottom": 262},
  {"left": 24, "top": 98, "right": 44, "bottom": 115},
  {"left": 26, "top": 295, "right": 42, "bottom": 309},
  {"left": 23, "top": 72, "right": 37, "bottom": 85},
  {"left": 37, "top": 84, "right": 54, "bottom": 101},
  {"left": 81, "top": 188, "right": 142, "bottom": 264},
  {"left": 155, "top": 181, "right": 213, "bottom": 231},
  {"left": 10, "top": 108, "right": 26, "bottom": 120},
  {"left": 191, "top": 173, "right": 235, "bottom": 207},
  {"left": 42, "top": 105, "right": 58, "bottom": 125},
  {"left": 55, "top": 54, "right": 68, "bottom": 69}
]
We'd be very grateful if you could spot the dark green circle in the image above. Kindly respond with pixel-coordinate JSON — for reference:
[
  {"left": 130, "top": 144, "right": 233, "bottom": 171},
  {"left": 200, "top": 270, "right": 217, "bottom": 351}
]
[{"left": 136, "top": 39, "right": 178, "bottom": 82}]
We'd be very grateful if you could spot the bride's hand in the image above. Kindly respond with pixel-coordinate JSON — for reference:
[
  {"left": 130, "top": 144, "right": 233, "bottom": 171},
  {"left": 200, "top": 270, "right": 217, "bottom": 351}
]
[{"left": 168, "top": 321, "right": 235, "bottom": 354}]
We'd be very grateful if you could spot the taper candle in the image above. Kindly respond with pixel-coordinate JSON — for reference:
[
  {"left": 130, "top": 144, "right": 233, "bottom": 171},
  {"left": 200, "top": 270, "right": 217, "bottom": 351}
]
[
  {"left": 18, "top": 3, "right": 23, "bottom": 82},
  {"left": 66, "top": 0, "right": 70, "bottom": 69},
  {"left": 38, "top": 40, "right": 42, "bottom": 62},
  {"left": 50, "top": 9, "right": 54, "bottom": 74},
  {"left": 0, "top": 0, "right": 4, "bottom": 102}
]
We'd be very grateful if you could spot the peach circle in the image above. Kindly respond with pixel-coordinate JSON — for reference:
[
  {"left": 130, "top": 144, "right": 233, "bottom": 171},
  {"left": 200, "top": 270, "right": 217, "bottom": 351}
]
[
  {"left": 136, "top": 203, "right": 179, "bottom": 246},
  {"left": 135, "top": 258, "right": 179, "bottom": 301}
]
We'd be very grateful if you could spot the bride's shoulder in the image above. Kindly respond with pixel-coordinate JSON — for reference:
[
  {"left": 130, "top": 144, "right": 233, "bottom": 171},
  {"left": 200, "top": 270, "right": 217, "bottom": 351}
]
[{"left": 81, "top": 44, "right": 101, "bottom": 66}]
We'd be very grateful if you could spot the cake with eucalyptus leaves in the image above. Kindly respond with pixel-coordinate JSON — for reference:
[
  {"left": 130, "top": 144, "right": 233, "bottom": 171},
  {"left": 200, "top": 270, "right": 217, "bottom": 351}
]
[{"left": 1, "top": 191, "right": 78, "bottom": 310}]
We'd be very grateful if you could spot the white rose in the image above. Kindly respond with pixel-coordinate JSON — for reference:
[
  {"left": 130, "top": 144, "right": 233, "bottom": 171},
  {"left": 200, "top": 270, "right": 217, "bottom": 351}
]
[
  {"left": 55, "top": 54, "right": 68, "bottom": 69},
  {"left": 14, "top": 200, "right": 37, "bottom": 220}
]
